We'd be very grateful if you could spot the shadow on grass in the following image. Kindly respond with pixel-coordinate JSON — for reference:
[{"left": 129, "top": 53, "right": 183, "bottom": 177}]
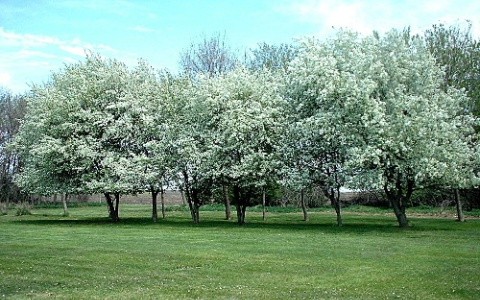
[{"left": 11, "top": 213, "right": 450, "bottom": 234}]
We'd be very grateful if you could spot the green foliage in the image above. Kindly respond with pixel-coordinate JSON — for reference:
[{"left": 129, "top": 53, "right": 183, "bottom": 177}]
[
  {"left": 1, "top": 205, "right": 479, "bottom": 299},
  {"left": 9, "top": 27, "right": 479, "bottom": 227},
  {"left": 0, "top": 88, "right": 27, "bottom": 204},
  {"left": 424, "top": 22, "right": 480, "bottom": 116}
]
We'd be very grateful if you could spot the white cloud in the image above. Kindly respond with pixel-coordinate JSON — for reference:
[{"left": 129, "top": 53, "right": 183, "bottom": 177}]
[
  {"left": 59, "top": 45, "right": 87, "bottom": 57},
  {"left": 288, "top": 0, "right": 367, "bottom": 31},
  {"left": 278, "top": 0, "right": 480, "bottom": 38},
  {"left": 0, "top": 28, "right": 60, "bottom": 47},
  {"left": 0, "top": 27, "right": 121, "bottom": 93},
  {"left": 0, "top": 27, "right": 114, "bottom": 57},
  {"left": 0, "top": 71, "right": 11, "bottom": 86},
  {"left": 131, "top": 25, "right": 155, "bottom": 33}
]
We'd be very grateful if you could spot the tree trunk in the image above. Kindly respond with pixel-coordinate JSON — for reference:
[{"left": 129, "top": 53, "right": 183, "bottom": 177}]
[
  {"left": 104, "top": 193, "right": 115, "bottom": 220},
  {"left": 233, "top": 185, "right": 246, "bottom": 225},
  {"left": 150, "top": 186, "right": 159, "bottom": 223},
  {"left": 329, "top": 188, "right": 342, "bottom": 227},
  {"left": 300, "top": 189, "right": 308, "bottom": 222},
  {"left": 161, "top": 188, "right": 166, "bottom": 219},
  {"left": 323, "top": 187, "right": 342, "bottom": 226},
  {"left": 454, "top": 188, "right": 465, "bottom": 222},
  {"left": 193, "top": 203, "right": 200, "bottom": 223},
  {"left": 104, "top": 192, "right": 120, "bottom": 222},
  {"left": 61, "top": 193, "right": 69, "bottom": 217},
  {"left": 113, "top": 193, "right": 120, "bottom": 222},
  {"left": 180, "top": 188, "right": 186, "bottom": 205},
  {"left": 235, "top": 204, "right": 246, "bottom": 225},
  {"left": 262, "top": 189, "right": 266, "bottom": 221},
  {"left": 223, "top": 185, "right": 232, "bottom": 220},
  {"left": 383, "top": 169, "right": 412, "bottom": 228},
  {"left": 182, "top": 170, "right": 200, "bottom": 224},
  {"left": 385, "top": 189, "right": 409, "bottom": 228},
  {"left": 390, "top": 197, "right": 409, "bottom": 228}
]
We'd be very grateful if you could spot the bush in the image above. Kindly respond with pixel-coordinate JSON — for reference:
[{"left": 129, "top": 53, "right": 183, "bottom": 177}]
[
  {"left": 347, "top": 190, "right": 389, "bottom": 208},
  {"left": 15, "top": 202, "right": 32, "bottom": 216},
  {"left": 0, "top": 202, "right": 7, "bottom": 215},
  {"left": 281, "top": 186, "right": 329, "bottom": 208}
]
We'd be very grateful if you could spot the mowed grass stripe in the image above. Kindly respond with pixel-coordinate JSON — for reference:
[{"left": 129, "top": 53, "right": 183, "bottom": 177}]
[{"left": 1, "top": 205, "right": 479, "bottom": 299}]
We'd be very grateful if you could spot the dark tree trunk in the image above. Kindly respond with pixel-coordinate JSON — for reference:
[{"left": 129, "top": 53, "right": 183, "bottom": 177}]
[
  {"left": 383, "top": 168, "right": 413, "bottom": 228},
  {"left": 233, "top": 184, "right": 246, "bottom": 225},
  {"left": 324, "top": 187, "right": 342, "bottom": 227},
  {"left": 161, "top": 188, "right": 166, "bottom": 219},
  {"left": 300, "top": 189, "right": 308, "bottom": 222},
  {"left": 223, "top": 185, "right": 232, "bottom": 220},
  {"left": 62, "top": 193, "right": 69, "bottom": 217},
  {"left": 324, "top": 163, "right": 343, "bottom": 226},
  {"left": 150, "top": 186, "right": 159, "bottom": 223},
  {"left": 104, "top": 192, "right": 120, "bottom": 222},
  {"left": 384, "top": 185, "right": 410, "bottom": 228},
  {"left": 182, "top": 170, "right": 200, "bottom": 224},
  {"left": 387, "top": 194, "right": 409, "bottom": 228},
  {"left": 104, "top": 193, "right": 115, "bottom": 220},
  {"left": 454, "top": 188, "right": 465, "bottom": 222},
  {"left": 333, "top": 186, "right": 342, "bottom": 227},
  {"left": 193, "top": 203, "right": 200, "bottom": 223}
]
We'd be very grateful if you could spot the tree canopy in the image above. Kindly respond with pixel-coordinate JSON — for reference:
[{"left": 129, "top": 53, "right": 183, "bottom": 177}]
[{"left": 9, "top": 27, "right": 480, "bottom": 227}]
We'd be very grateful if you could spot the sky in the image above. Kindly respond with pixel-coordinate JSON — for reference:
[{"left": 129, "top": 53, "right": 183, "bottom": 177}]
[{"left": 1, "top": 0, "right": 479, "bottom": 93}]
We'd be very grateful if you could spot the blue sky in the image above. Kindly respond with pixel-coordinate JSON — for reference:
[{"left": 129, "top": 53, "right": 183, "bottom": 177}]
[{"left": 1, "top": 0, "right": 479, "bottom": 93}]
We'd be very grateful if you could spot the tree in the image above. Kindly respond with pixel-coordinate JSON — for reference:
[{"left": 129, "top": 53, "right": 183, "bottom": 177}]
[
  {"left": 285, "top": 30, "right": 477, "bottom": 228},
  {"left": 424, "top": 22, "right": 480, "bottom": 220},
  {"left": 194, "top": 67, "right": 286, "bottom": 225},
  {"left": 350, "top": 30, "right": 478, "bottom": 227},
  {"left": 285, "top": 33, "right": 379, "bottom": 226},
  {"left": 179, "top": 33, "right": 240, "bottom": 220},
  {"left": 11, "top": 53, "right": 144, "bottom": 222},
  {"left": 0, "top": 88, "right": 27, "bottom": 207},
  {"left": 424, "top": 22, "right": 480, "bottom": 116},
  {"left": 247, "top": 42, "right": 298, "bottom": 73},
  {"left": 162, "top": 74, "right": 214, "bottom": 224},
  {"left": 180, "top": 32, "right": 238, "bottom": 78},
  {"left": 123, "top": 62, "right": 178, "bottom": 222}
]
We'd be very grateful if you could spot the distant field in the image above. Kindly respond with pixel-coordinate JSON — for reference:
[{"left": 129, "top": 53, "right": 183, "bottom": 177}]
[{"left": 1, "top": 205, "right": 479, "bottom": 299}]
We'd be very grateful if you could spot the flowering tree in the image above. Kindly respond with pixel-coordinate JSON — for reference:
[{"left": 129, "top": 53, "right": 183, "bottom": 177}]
[
  {"left": 285, "top": 31, "right": 478, "bottom": 227},
  {"left": 349, "top": 31, "right": 478, "bottom": 227},
  {"left": 285, "top": 32, "right": 380, "bottom": 226},
  {"left": 123, "top": 63, "right": 179, "bottom": 222},
  {"left": 12, "top": 54, "right": 144, "bottom": 221},
  {"left": 424, "top": 23, "right": 480, "bottom": 220},
  {"left": 172, "top": 78, "right": 213, "bottom": 223},
  {"left": 193, "top": 67, "right": 286, "bottom": 224}
]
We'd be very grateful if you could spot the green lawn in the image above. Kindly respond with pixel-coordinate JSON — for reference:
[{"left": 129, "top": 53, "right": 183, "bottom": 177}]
[{"left": 1, "top": 204, "right": 479, "bottom": 299}]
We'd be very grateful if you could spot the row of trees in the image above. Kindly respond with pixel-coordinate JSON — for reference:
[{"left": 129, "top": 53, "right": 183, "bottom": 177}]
[{"left": 6, "top": 24, "right": 480, "bottom": 227}]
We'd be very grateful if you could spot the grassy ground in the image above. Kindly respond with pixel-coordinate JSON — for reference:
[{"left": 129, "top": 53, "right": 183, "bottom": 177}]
[{"left": 1, "top": 204, "right": 479, "bottom": 299}]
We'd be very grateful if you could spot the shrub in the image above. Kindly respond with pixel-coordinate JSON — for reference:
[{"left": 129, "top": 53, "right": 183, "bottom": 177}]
[
  {"left": 15, "top": 202, "right": 32, "bottom": 216},
  {"left": 0, "top": 202, "right": 7, "bottom": 215}
]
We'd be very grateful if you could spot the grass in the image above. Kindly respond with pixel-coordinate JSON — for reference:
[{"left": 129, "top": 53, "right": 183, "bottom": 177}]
[{"left": 1, "top": 204, "right": 479, "bottom": 299}]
